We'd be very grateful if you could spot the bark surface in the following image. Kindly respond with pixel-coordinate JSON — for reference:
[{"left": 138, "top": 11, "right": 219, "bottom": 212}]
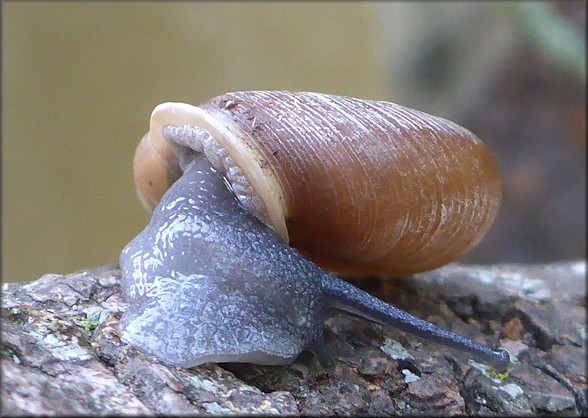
[{"left": 2, "top": 261, "right": 586, "bottom": 416}]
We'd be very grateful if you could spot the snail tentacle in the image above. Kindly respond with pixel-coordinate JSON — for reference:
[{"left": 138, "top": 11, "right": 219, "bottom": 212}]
[{"left": 322, "top": 276, "right": 510, "bottom": 371}]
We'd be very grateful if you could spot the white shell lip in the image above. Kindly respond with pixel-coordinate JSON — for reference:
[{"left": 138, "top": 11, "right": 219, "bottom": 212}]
[{"left": 149, "top": 102, "right": 289, "bottom": 242}]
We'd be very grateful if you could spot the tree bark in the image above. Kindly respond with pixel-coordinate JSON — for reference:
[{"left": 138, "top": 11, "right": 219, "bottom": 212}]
[{"left": 2, "top": 261, "right": 586, "bottom": 416}]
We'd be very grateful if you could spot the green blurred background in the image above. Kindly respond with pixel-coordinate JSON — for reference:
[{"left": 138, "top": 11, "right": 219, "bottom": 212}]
[{"left": 2, "top": 2, "right": 585, "bottom": 282}]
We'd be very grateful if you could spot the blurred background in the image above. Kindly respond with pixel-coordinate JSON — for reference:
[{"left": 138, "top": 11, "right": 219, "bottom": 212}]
[{"left": 2, "top": 2, "right": 586, "bottom": 283}]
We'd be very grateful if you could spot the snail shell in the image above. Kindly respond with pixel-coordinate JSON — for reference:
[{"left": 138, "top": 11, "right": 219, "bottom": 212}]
[{"left": 134, "top": 91, "right": 501, "bottom": 276}]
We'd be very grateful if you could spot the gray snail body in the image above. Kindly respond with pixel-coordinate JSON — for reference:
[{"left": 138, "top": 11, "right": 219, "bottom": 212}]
[{"left": 120, "top": 91, "right": 509, "bottom": 371}]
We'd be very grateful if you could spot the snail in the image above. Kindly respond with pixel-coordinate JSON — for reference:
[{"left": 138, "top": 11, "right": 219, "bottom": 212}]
[{"left": 119, "top": 91, "right": 509, "bottom": 371}]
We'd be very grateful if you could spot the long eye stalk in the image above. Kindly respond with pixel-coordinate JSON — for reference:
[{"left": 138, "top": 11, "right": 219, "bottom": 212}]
[{"left": 323, "top": 276, "right": 510, "bottom": 372}]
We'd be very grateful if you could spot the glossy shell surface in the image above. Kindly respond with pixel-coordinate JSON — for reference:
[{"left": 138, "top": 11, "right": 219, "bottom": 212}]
[{"left": 134, "top": 91, "right": 502, "bottom": 276}]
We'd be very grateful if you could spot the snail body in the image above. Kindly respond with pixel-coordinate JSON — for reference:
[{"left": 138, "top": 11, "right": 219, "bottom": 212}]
[
  {"left": 121, "top": 156, "right": 325, "bottom": 365},
  {"left": 120, "top": 91, "right": 508, "bottom": 371}
]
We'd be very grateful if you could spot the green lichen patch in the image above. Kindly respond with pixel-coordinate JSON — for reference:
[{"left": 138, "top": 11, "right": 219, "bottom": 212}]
[
  {"left": 485, "top": 364, "right": 510, "bottom": 382},
  {"left": 72, "top": 314, "right": 99, "bottom": 333},
  {"left": 469, "top": 358, "right": 510, "bottom": 384}
]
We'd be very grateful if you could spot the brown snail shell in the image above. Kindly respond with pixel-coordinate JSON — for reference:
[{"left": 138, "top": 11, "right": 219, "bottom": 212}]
[{"left": 133, "top": 91, "right": 501, "bottom": 276}]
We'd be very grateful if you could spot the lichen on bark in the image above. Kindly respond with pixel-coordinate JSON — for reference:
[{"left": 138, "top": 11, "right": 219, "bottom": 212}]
[{"left": 2, "top": 261, "right": 586, "bottom": 415}]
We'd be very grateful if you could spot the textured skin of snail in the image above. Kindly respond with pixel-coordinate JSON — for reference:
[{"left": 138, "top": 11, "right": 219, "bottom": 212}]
[{"left": 120, "top": 91, "right": 508, "bottom": 371}]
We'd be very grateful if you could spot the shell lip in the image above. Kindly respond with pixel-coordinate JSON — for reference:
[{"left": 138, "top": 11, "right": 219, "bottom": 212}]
[{"left": 148, "top": 102, "right": 289, "bottom": 242}]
